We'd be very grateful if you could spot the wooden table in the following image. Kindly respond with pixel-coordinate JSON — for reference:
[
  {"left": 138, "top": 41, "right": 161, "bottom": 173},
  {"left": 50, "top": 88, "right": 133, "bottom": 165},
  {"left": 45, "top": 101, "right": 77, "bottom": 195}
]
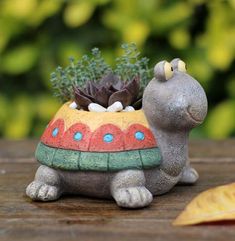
[{"left": 1, "top": 139, "right": 235, "bottom": 241}]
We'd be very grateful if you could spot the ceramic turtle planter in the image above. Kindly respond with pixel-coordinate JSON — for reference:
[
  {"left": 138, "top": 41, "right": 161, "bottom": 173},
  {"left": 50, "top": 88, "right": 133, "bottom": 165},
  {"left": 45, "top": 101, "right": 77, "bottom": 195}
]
[{"left": 26, "top": 46, "right": 207, "bottom": 208}]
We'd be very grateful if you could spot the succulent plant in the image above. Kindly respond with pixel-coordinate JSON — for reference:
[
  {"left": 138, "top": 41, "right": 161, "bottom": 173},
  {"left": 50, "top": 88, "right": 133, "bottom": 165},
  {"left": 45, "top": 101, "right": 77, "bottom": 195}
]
[
  {"left": 50, "top": 43, "right": 151, "bottom": 109},
  {"left": 74, "top": 73, "right": 142, "bottom": 110}
]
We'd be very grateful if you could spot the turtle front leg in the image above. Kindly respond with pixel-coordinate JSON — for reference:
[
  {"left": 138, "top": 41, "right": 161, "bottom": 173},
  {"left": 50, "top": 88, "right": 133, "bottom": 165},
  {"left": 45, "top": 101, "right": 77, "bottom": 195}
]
[
  {"left": 110, "top": 170, "right": 153, "bottom": 208},
  {"left": 26, "top": 165, "right": 63, "bottom": 201},
  {"left": 178, "top": 165, "right": 199, "bottom": 184}
]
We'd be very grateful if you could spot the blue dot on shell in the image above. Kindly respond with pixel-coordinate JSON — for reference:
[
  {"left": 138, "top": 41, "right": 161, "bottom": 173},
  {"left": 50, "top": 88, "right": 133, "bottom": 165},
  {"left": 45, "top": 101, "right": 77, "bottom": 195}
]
[
  {"left": 135, "top": 131, "right": 145, "bottom": 141},
  {"left": 74, "top": 132, "right": 83, "bottom": 141},
  {"left": 52, "top": 128, "right": 59, "bottom": 137},
  {"left": 103, "top": 133, "right": 113, "bottom": 143}
]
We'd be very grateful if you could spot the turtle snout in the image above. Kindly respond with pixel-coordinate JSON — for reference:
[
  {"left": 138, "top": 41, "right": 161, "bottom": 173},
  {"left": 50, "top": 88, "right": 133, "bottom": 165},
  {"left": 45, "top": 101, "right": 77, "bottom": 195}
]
[
  {"left": 187, "top": 105, "right": 207, "bottom": 123},
  {"left": 186, "top": 81, "right": 208, "bottom": 124}
]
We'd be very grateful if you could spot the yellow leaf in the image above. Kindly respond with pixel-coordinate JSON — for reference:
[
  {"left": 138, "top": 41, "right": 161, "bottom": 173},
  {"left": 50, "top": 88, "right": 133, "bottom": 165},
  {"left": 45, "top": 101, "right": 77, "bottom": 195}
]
[
  {"left": 229, "top": 0, "right": 235, "bottom": 9},
  {"left": 63, "top": 1, "right": 95, "bottom": 27},
  {"left": 205, "top": 100, "right": 235, "bottom": 139},
  {"left": 2, "top": 0, "right": 37, "bottom": 19},
  {"left": 123, "top": 21, "right": 150, "bottom": 47},
  {"left": 153, "top": 2, "right": 193, "bottom": 32},
  {"left": 28, "top": 0, "right": 62, "bottom": 26},
  {"left": 185, "top": 53, "right": 213, "bottom": 85},
  {"left": 173, "top": 183, "right": 235, "bottom": 226},
  {"left": 169, "top": 28, "right": 190, "bottom": 49},
  {"left": 36, "top": 95, "right": 60, "bottom": 121},
  {"left": 0, "top": 44, "right": 39, "bottom": 74},
  {"left": 207, "top": 44, "right": 234, "bottom": 70},
  {"left": 4, "top": 96, "right": 34, "bottom": 139}
]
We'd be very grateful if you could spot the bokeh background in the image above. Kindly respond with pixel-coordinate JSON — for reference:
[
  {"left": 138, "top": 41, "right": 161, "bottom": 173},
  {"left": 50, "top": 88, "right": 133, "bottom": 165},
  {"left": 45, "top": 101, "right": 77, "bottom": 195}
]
[{"left": 0, "top": 0, "right": 235, "bottom": 140}]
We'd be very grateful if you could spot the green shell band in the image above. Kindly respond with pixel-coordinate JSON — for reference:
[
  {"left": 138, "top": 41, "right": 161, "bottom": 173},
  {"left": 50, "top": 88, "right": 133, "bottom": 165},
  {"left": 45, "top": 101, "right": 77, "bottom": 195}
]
[{"left": 36, "top": 142, "right": 162, "bottom": 172}]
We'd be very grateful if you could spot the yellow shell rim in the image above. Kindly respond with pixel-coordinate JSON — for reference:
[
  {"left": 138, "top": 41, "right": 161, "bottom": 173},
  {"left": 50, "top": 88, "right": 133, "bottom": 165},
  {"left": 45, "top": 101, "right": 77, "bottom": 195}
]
[{"left": 52, "top": 102, "right": 150, "bottom": 131}]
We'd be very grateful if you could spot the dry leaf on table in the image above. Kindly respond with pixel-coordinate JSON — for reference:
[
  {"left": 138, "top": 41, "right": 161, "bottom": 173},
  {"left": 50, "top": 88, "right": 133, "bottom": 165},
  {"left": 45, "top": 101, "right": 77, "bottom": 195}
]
[{"left": 173, "top": 182, "right": 235, "bottom": 226}]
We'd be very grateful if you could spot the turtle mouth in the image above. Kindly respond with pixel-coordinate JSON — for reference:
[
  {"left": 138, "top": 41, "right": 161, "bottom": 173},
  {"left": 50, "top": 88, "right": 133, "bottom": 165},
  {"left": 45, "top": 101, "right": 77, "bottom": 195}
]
[{"left": 186, "top": 106, "right": 204, "bottom": 124}]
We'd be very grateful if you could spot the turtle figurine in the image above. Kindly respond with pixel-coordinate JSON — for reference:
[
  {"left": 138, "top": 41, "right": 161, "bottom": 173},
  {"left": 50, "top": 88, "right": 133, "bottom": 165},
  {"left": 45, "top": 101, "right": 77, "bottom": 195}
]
[{"left": 26, "top": 58, "right": 208, "bottom": 208}]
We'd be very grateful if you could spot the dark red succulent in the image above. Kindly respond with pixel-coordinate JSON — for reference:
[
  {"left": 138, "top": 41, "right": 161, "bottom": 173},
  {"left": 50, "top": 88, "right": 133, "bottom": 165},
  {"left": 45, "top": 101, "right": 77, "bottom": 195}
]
[{"left": 74, "top": 73, "right": 142, "bottom": 110}]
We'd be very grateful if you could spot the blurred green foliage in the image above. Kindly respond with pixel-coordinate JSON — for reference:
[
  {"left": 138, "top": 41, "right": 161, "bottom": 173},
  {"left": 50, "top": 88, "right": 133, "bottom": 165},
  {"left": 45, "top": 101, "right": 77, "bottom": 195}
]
[{"left": 0, "top": 0, "right": 235, "bottom": 139}]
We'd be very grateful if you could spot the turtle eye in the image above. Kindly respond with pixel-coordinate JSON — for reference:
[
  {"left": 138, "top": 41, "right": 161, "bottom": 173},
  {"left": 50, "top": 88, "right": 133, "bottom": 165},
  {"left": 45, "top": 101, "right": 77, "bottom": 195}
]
[
  {"left": 170, "top": 58, "right": 187, "bottom": 73},
  {"left": 154, "top": 60, "right": 173, "bottom": 82},
  {"left": 178, "top": 60, "right": 187, "bottom": 73},
  {"left": 164, "top": 61, "right": 173, "bottom": 80}
]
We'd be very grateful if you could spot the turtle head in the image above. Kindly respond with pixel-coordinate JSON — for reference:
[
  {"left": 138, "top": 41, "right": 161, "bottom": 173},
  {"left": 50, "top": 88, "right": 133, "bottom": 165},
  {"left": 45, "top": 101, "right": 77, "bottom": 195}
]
[{"left": 143, "top": 58, "right": 208, "bottom": 131}]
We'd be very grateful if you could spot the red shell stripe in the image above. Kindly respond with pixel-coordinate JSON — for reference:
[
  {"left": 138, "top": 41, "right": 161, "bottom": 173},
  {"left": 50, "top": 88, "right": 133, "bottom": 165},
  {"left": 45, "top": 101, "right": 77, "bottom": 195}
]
[
  {"left": 41, "top": 119, "right": 157, "bottom": 152},
  {"left": 89, "top": 124, "right": 124, "bottom": 152},
  {"left": 124, "top": 123, "right": 157, "bottom": 150},
  {"left": 41, "top": 119, "right": 64, "bottom": 148},
  {"left": 60, "top": 123, "right": 92, "bottom": 151}
]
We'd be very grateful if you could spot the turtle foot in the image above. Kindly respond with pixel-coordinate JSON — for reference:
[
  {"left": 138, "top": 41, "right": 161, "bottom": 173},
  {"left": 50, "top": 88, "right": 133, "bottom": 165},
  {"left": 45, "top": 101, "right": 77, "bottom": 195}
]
[
  {"left": 113, "top": 186, "right": 153, "bottom": 208},
  {"left": 26, "top": 181, "right": 61, "bottom": 201},
  {"left": 179, "top": 166, "right": 199, "bottom": 185}
]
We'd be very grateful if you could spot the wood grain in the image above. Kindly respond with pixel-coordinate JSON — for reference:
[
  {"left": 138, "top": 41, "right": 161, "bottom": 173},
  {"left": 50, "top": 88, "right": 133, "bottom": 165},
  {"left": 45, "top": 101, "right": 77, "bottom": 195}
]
[{"left": 0, "top": 140, "right": 235, "bottom": 241}]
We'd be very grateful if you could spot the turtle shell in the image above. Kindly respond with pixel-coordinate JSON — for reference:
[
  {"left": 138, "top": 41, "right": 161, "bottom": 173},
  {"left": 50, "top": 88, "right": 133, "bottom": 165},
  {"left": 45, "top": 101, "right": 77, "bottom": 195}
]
[{"left": 36, "top": 102, "right": 162, "bottom": 171}]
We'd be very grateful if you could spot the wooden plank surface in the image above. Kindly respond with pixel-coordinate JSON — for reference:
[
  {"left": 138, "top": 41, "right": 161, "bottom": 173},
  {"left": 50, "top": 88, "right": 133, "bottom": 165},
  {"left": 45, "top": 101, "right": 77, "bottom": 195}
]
[{"left": 0, "top": 140, "right": 235, "bottom": 241}]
